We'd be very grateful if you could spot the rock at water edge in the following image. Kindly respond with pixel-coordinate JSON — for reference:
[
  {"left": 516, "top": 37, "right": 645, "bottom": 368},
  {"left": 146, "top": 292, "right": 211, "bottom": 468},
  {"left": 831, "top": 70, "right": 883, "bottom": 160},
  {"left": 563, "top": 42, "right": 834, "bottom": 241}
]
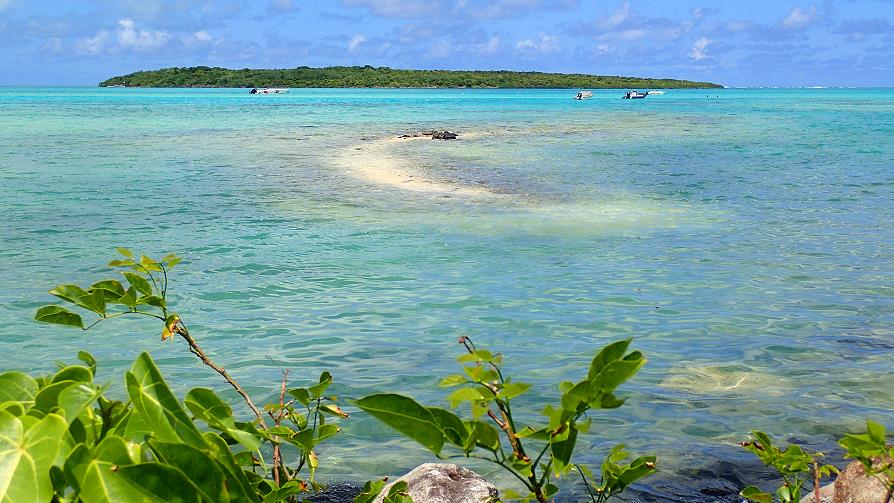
[
  {"left": 832, "top": 460, "right": 890, "bottom": 503},
  {"left": 372, "top": 463, "right": 499, "bottom": 503},
  {"left": 798, "top": 482, "right": 834, "bottom": 503}
]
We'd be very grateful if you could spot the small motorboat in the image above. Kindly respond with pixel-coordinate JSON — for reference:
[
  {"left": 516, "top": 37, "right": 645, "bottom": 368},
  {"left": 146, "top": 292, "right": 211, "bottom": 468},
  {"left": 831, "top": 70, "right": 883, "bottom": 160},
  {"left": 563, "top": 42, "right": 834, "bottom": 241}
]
[
  {"left": 623, "top": 91, "right": 648, "bottom": 99},
  {"left": 249, "top": 88, "right": 289, "bottom": 95},
  {"left": 575, "top": 90, "right": 593, "bottom": 100}
]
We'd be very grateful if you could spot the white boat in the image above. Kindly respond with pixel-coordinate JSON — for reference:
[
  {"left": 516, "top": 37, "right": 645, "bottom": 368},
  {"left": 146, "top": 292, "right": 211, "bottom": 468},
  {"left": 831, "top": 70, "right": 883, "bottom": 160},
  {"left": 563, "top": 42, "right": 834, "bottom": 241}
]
[
  {"left": 575, "top": 90, "right": 593, "bottom": 100},
  {"left": 249, "top": 88, "right": 289, "bottom": 95}
]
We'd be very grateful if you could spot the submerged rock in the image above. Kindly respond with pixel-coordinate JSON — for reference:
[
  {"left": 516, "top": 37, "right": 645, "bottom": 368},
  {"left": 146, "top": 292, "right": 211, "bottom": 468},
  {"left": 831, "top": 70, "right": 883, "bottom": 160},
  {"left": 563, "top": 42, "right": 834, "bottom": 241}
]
[{"left": 373, "top": 463, "right": 499, "bottom": 503}]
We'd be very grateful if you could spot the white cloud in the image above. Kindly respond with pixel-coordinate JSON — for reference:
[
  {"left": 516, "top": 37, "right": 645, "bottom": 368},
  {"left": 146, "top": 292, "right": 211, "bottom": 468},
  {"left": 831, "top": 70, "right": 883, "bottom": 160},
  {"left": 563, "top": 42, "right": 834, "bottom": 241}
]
[
  {"left": 477, "top": 36, "right": 500, "bottom": 54},
  {"left": 781, "top": 5, "right": 817, "bottom": 30},
  {"left": 602, "top": 28, "right": 645, "bottom": 42},
  {"left": 348, "top": 33, "right": 366, "bottom": 52},
  {"left": 193, "top": 30, "right": 212, "bottom": 42},
  {"left": 117, "top": 19, "right": 170, "bottom": 50},
  {"left": 583, "top": 3, "right": 693, "bottom": 45},
  {"left": 515, "top": 33, "right": 559, "bottom": 53},
  {"left": 341, "top": 0, "right": 441, "bottom": 18},
  {"left": 340, "top": 0, "right": 576, "bottom": 20},
  {"left": 75, "top": 31, "right": 111, "bottom": 55},
  {"left": 726, "top": 20, "right": 752, "bottom": 33},
  {"left": 75, "top": 19, "right": 171, "bottom": 55},
  {"left": 183, "top": 30, "right": 213, "bottom": 45},
  {"left": 689, "top": 37, "right": 711, "bottom": 60},
  {"left": 426, "top": 40, "right": 452, "bottom": 58},
  {"left": 269, "top": 0, "right": 297, "bottom": 12},
  {"left": 608, "top": 2, "right": 630, "bottom": 27}
]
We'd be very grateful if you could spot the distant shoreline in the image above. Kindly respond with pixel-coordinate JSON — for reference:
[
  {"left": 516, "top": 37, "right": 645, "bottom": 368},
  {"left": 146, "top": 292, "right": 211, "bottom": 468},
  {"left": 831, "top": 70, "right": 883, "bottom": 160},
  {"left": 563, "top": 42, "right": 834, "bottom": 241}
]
[{"left": 99, "top": 65, "right": 723, "bottom": 89}]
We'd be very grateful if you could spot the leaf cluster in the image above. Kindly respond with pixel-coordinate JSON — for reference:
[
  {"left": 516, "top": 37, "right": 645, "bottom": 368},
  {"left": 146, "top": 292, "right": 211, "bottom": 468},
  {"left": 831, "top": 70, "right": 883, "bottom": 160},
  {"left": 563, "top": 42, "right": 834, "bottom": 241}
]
[
  {"left": 355, "top": 337, "right": 655, "bottom": 502},
  {"left": 35, "top": 249, "right": 181, "bottom": 339},
  {"left": 264, "top": 371, "right": 349, "bottom": 487},
  {"left": 740, "top": 431, "right": 838, "bottom": 503},
  {"left": 838, "top": 420, "right": 894, "bottom": 494},
  {"left": 0, "top": 351, "right": 346, "bottom": 502},
  {"left": 26, "top": 250, "right": 348, "bottom": 502}
]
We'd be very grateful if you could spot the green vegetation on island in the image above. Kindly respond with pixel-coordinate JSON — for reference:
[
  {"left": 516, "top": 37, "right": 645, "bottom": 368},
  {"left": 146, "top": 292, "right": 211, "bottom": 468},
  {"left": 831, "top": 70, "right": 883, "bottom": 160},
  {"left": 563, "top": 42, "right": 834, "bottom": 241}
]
[{"left": 99, "top": 66, "right": 723, "bottom": 89}]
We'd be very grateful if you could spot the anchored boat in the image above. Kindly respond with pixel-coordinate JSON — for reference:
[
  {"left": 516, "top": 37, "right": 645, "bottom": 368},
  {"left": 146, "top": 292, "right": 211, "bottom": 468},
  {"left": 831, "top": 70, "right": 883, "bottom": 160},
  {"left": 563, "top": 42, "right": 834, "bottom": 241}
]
[
  {"left": 623, "top": 90, "right": 648, "bottom": 99},
  {"left": 249, "top": 88, "right": 289, "bottom": 95},
  {"left": 575, "top": 90, "right": 593, "bottom": 100}
]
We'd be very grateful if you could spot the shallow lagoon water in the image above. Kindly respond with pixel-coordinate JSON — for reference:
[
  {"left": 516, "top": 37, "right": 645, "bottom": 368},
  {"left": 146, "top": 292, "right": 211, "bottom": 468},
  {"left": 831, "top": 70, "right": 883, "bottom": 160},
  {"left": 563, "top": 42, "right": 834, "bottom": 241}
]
[{"left": 1, "top": 87, "right": 893, "bottom": 500}]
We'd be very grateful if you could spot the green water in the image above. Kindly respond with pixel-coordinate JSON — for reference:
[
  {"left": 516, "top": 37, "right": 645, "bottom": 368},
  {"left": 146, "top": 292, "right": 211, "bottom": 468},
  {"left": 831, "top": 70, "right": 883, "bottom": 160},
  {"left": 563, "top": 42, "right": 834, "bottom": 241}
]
[{"left": 1, "top": 87, "right": 893, "bottom": 499}]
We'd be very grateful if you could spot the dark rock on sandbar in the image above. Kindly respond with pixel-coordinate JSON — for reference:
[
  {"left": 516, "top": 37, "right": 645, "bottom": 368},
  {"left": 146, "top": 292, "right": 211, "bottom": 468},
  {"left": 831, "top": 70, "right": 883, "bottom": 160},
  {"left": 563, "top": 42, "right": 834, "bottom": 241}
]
[{"left": 398, "top": 130, "right": 459, "bottom": 140}]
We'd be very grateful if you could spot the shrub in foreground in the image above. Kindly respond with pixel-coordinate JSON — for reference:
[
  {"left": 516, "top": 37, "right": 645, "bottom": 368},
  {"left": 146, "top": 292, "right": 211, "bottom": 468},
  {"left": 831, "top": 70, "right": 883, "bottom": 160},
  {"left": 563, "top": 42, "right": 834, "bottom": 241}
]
[
  {"left": 9, "top": 249, "right": 656, "bottom": 502},
  {"left": 355, "top": 336, "right": 657, "bottom": 503}
]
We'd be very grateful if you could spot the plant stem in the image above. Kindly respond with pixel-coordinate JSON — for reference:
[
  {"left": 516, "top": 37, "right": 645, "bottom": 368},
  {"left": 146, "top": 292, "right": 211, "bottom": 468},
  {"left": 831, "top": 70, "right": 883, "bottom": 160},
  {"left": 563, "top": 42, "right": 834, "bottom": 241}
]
[
  {"left": 137, "top": 264, "right": 161, "bottom": 296},
  {"left": 813, "top": 461, "right": 820, "bottom": 503},
  {"left": 176, "top": 323, "right": 268, "bottom": 428},
  {"left": 83, "top": 311, "right": 165, "bottom": 330},
  {"left": 884, "top": 484, "right": 893, "bottom": 503},
  {"left": 271, "top": 369, "right": 289, "bottom": 486},
  {"left": 575, "top": 465, "right": 598, "bottom": 503},
  {"left": 465, "top": 455, "right": 535, "bottom": 492}
]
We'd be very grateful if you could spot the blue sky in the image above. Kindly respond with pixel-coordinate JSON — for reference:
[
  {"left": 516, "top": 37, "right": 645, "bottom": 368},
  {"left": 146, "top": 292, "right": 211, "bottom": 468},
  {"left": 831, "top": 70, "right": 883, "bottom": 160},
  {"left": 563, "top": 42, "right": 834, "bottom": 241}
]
[{"left": 1, "top": 0, "right": 892, "bottom": 86}]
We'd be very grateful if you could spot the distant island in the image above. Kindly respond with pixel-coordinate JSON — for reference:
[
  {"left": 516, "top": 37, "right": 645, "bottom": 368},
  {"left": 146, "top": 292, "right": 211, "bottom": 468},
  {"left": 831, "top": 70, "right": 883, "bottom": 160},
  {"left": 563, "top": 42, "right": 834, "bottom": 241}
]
[{"left": 99, "top": 66, "right": 722, "bottom": 89}]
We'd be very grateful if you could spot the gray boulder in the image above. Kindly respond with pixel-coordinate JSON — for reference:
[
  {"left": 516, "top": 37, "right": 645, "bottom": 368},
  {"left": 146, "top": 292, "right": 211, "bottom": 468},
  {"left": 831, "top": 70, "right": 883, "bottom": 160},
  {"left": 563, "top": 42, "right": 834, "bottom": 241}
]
[
  {"left": 832, "top": 460, "right": 890, "bottom": 503},
  {"left": 798, "top": 460, "right": 892, "bottom": 503},
  {"left": 373, "top": 463, "right": 499, "bottom": 503},
  {"left": 799, "top": 482, "right": 834, "bottom": 503},
  {"left": 431, "top": 131, "right": 458, "bottom": 140}
]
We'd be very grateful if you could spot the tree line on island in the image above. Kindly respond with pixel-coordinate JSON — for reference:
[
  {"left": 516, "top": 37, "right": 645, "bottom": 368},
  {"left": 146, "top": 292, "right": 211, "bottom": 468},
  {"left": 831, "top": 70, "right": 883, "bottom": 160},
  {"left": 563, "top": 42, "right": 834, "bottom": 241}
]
[{"left": 99, "top": 65, "right": 723, "bottom": 89}]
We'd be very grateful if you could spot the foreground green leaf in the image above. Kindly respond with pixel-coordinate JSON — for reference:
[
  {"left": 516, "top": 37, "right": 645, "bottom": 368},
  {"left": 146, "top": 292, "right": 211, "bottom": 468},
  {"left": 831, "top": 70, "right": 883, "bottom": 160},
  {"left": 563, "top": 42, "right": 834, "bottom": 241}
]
[
  {"left": 34, "top": 306, "right": 84, "bottom": 329},
  {"left": 184, "top": 388, "right": 261, "bottom": 451},
  {"left": 125, "top": 353, "right": 205, "bottom": 448},
  {"left": 0, "top": 411, "right": 68, "bottom": 503},
  {"left": 354, "top": 394, "right": 444, "bottom": 454}
]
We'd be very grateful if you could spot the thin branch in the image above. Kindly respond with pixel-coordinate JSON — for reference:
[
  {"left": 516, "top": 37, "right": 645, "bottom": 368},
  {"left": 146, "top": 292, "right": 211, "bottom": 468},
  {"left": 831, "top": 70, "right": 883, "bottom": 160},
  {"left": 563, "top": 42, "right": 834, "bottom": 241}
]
[
  {"left": 532, "top": 441, "right": 551, "bottom": 472},
  {"left": 174, "top": 322, "right": 268, "bottom": 428},
  {"left": 83, "top": 310, "right": 165, "bottom": 330},
  {"left": 459, "top": 454, "right": 535, "bottom": 492},
  {"left": 272, "top": 369, "right": 289, "bottom": 487},
  {"left": 813, "top": 461, "right": 820, "bottom": 503},
  {"left": 135, "top": 264, "right": 161, "bottom": 296},
  {"left": 160, "top": 263, "right": 168, "bottom": 300},
  {"left": 576, "top": 465, "right": 598, "bottom": 503},
  {"left": 538, "top": 459, "right": 553, "bottom": 487}
]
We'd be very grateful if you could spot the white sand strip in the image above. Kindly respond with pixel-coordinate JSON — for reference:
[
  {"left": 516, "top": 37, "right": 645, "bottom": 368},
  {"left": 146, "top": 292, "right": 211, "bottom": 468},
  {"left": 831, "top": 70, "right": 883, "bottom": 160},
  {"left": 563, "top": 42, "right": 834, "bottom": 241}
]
[{"left": 334, "top": 134, "right": 499, "bottom": 197}]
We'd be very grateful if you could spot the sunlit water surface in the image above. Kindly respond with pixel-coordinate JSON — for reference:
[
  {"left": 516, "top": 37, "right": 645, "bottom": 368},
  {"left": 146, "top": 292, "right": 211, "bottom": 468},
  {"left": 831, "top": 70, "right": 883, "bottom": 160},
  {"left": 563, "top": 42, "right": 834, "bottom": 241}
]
[{"left": 1, "top": 88, "right": 893, "bottom": 501}]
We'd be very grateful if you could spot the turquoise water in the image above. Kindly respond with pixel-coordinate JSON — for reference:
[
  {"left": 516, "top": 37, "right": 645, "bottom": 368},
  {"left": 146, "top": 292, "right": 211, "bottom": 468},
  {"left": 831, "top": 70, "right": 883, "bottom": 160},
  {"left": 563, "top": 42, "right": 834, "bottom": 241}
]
[{"left": 1, "top": 87, "right": 893, "bottom": 500}]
